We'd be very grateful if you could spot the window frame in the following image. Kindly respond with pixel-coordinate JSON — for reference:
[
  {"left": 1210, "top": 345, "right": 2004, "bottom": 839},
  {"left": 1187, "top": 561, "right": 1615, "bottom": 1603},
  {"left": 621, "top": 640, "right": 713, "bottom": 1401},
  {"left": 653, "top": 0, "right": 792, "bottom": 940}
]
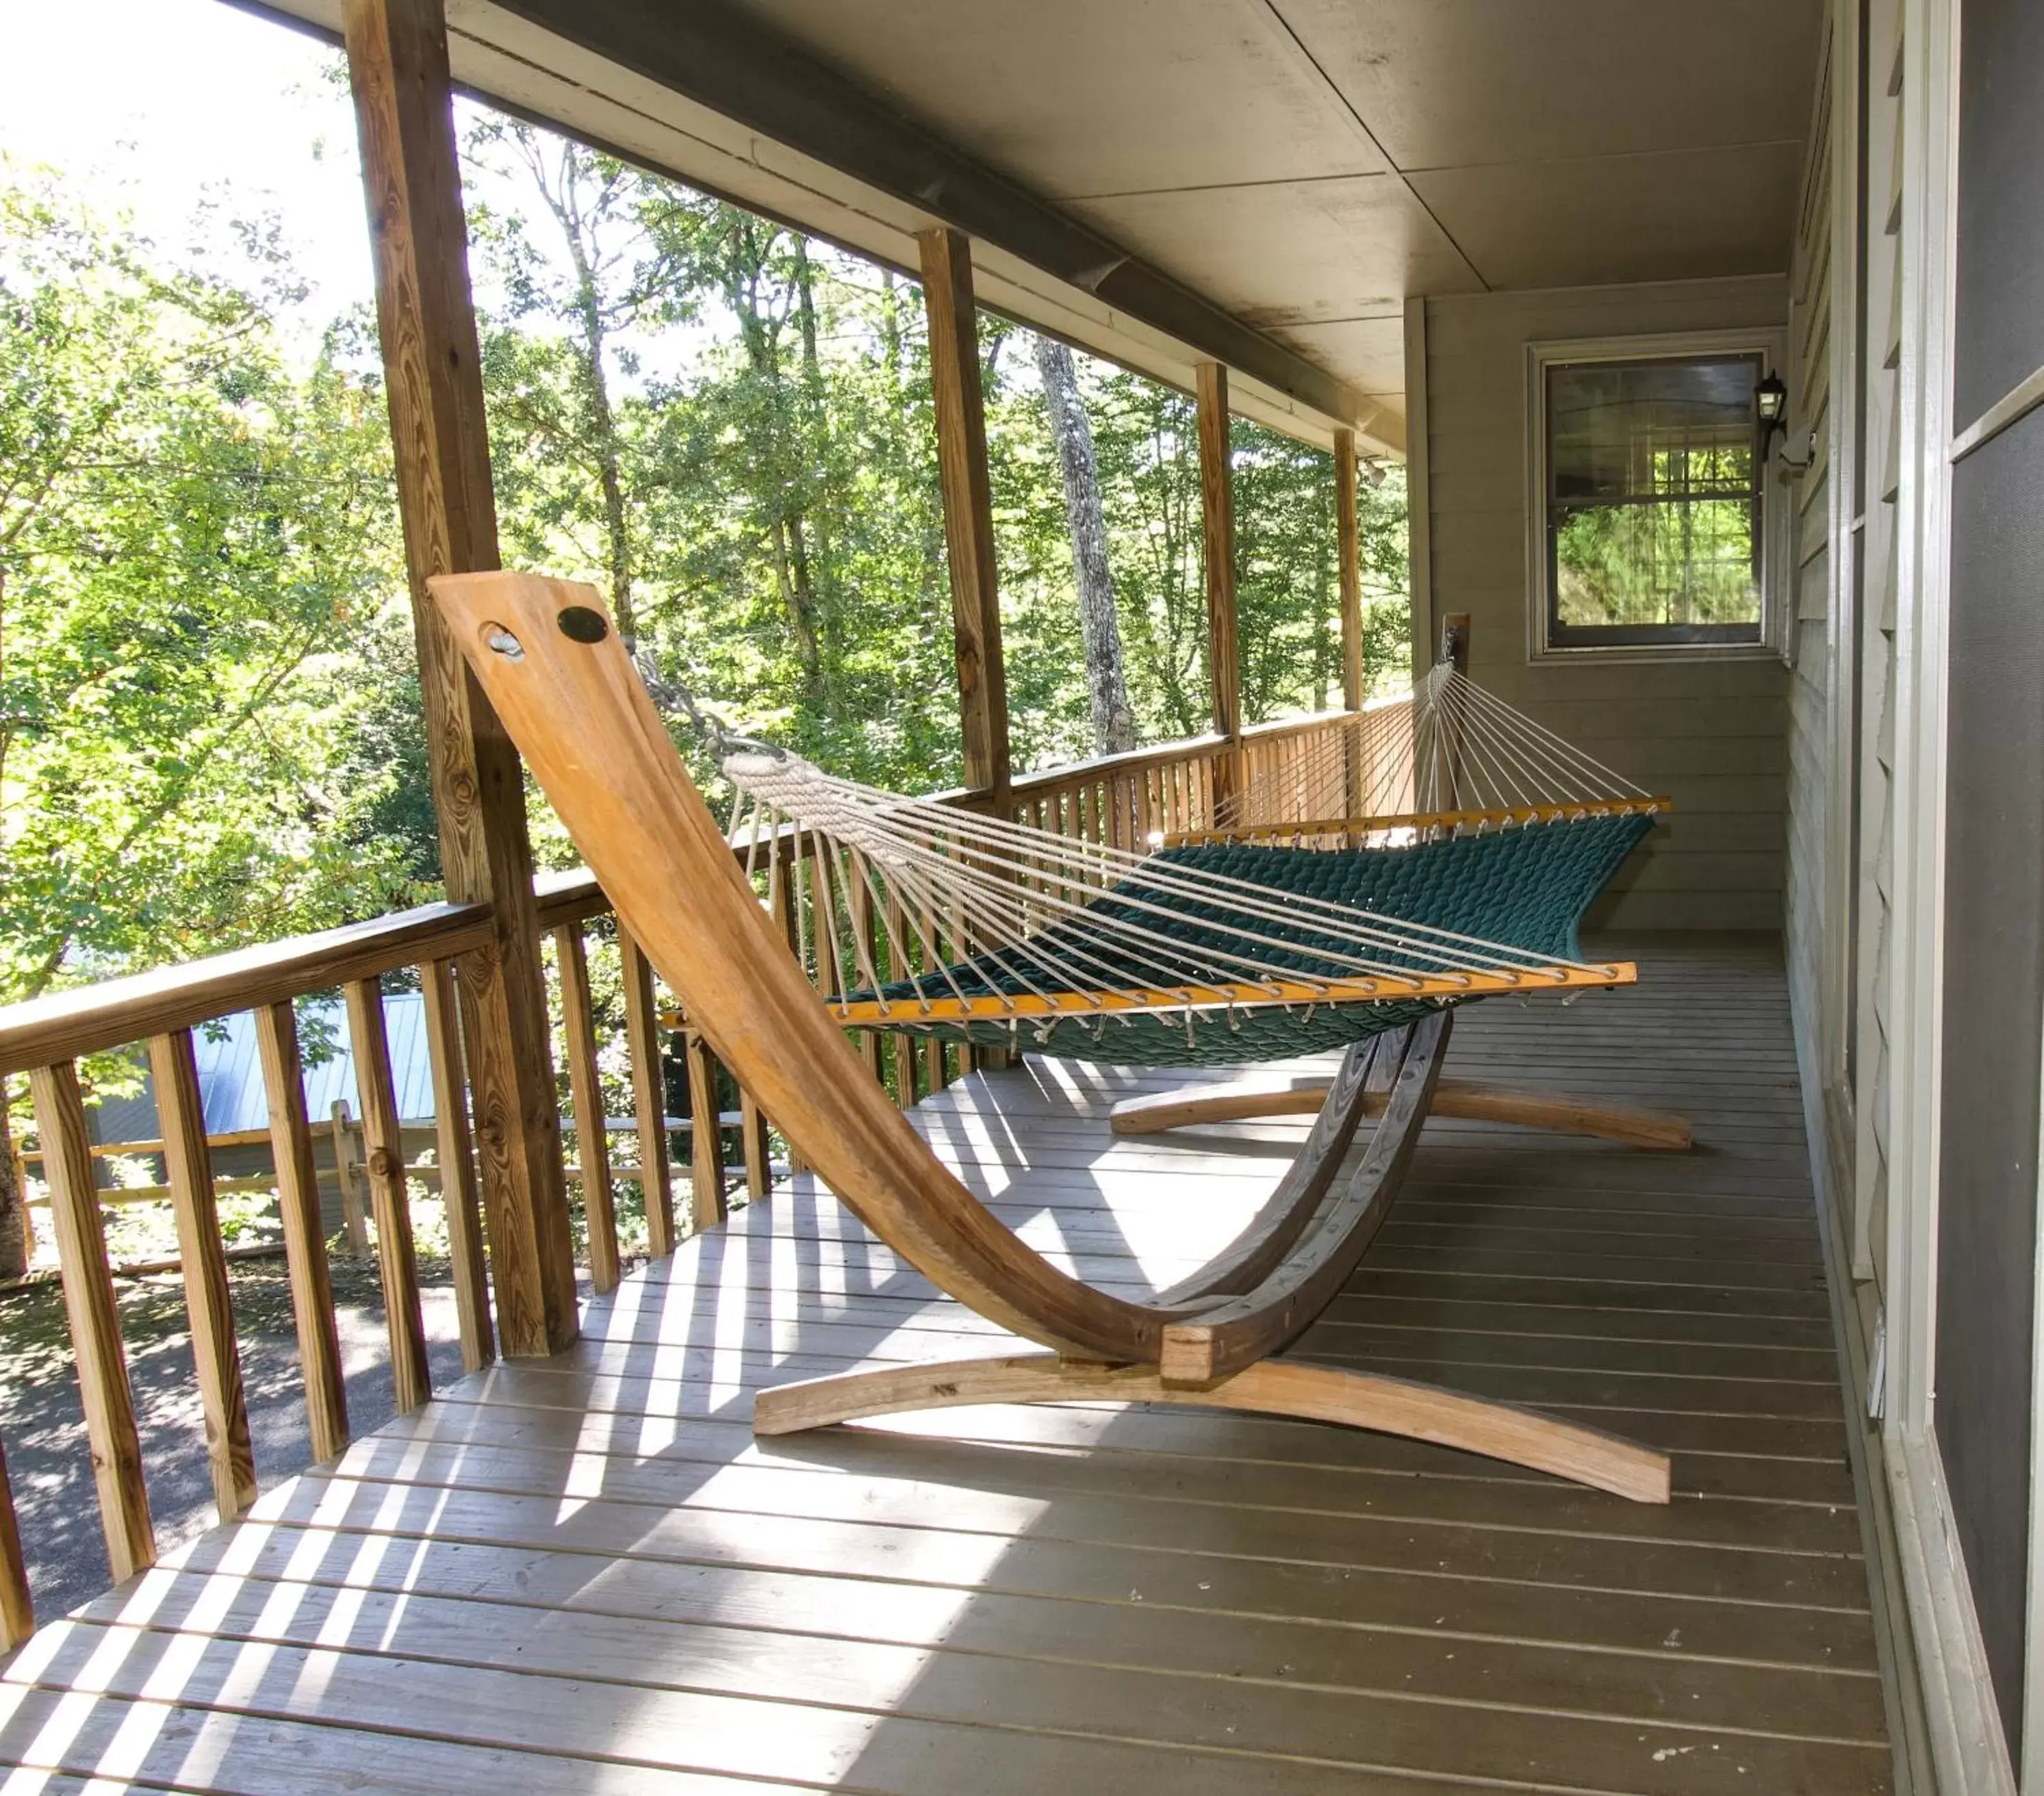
[{"left": 1524, "top": 329, "right": 1791, "bottom": 664}]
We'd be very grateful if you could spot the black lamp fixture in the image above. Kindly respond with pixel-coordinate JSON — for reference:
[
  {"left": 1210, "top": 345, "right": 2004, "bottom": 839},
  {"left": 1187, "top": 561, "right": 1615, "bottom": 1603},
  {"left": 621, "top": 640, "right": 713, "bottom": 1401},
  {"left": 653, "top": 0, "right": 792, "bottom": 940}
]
[{"left": 1755, "top": 370, "right": 1789, "bottom": 458}]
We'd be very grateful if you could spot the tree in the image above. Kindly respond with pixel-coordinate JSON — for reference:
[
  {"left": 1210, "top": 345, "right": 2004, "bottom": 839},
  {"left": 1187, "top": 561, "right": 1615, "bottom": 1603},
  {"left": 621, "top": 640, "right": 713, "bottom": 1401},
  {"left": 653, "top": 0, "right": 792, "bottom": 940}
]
[
  {"left": 1032, "top": 336, "right": 1134, "bottom": 755},
  {"left": 464, "top": 120, "right": 694, "bottom": 642},
  {"left": 0, "top": 168, "right": 418, "bottom": 1272},
  {"left": 0, "top": 176, "right": 413, "bottom": 1000}
]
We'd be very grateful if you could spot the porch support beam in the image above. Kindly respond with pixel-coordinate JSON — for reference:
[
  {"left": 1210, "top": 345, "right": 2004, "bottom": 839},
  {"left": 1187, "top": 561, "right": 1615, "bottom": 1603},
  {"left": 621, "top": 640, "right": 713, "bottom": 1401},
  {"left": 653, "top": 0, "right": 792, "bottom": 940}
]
[
  {"left": 1335, "top": 426, "right": 1364, "bottom": 712},
  {"left": 341, "top": 0, "right": 578, "bottom": 1355},
  {"left": 1197, "top": 361, "right": 1240, "bottom": 802},
  {"left": 917, "top": 227, "right": 1010, "bottom": 806}
]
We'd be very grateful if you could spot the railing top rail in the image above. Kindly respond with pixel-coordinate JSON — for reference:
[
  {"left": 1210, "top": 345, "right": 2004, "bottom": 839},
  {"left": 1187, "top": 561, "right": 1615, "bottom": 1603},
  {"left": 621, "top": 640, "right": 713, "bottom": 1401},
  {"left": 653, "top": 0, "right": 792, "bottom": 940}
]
[
  {"left": 1006, "top": 730, "right": 1231, "bottom": 795},
  {"left": 0, "top": 900, "right": 494, "bottom": 1075},
  {"left": 1239, "top": 697, "right": 1407, "bottom": 747}
]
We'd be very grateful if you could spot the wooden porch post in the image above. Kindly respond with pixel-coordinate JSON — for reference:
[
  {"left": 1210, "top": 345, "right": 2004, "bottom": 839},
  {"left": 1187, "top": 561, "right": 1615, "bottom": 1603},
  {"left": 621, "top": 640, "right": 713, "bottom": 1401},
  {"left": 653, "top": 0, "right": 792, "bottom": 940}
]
[
  {"left": 917, "top": 227, "right": 1011, "bottom": 807},
  {"left": 342, "top": 0, "right": 578, "bottom": 1355},
  {"left": 1334, "top": 427, "right": 1364, "bottom": 712},
  {"left": 1196, "top": 362, "right": 1240, "bottom": 804},
  {"left": 1334, "top": 426, "right": 1367, "bottom": 821}
]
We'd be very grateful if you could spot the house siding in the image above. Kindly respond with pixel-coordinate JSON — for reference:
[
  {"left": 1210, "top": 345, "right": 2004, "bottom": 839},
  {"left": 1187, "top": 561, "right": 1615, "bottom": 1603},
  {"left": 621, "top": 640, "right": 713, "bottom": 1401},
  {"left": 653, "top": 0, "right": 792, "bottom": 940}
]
[
  {"left": 1419, "top": 277, "right": 1791, "bottom": 932},
  {"left": 1785, "top": 27, "right": 1836, "bottom": 1088}
]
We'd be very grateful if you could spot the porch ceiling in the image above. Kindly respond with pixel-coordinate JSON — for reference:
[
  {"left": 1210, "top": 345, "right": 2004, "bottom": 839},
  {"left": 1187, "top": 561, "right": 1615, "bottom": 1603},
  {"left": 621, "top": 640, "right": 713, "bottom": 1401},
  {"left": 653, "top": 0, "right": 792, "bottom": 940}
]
[
  {"left": 254, "top": 0, "right": 1819, "bottom": 450},
  {"left": 719, "top": 0, "right": 1824, "bottom": 422}
]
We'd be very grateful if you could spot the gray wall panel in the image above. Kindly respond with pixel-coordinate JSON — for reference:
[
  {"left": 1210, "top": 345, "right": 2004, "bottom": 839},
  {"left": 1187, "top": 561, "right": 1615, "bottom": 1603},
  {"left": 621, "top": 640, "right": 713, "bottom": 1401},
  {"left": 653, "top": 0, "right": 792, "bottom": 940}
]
[
  {"left": 1937, "top": 399, "right": 2044, "bottom": 1756},
  {"left": 1954, "top": 0, "right": 2044, "bottom": 426},
  {"left": 1420, "top": 278, "right": 1790, "bottom": 932}
]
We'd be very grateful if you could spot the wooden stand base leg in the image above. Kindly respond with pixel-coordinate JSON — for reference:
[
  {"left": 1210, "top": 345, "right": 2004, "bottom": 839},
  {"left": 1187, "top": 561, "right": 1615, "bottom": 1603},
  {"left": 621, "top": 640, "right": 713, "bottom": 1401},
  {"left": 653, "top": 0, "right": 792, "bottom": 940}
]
[
  {"left": 754, "top": 1352, "right": 1671, "bottom": 1504},
  {"left": 1111, "top": 1076, "right": 1692, "bottom": 1151}
]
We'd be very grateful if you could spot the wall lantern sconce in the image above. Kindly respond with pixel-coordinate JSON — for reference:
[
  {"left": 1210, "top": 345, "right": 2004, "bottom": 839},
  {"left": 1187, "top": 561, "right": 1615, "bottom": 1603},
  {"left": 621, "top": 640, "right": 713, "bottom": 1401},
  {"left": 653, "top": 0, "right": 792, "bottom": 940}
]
[
  {"left": 1755, "top": 371, "right": 1789, "bottom": 453},
  {"left": 1755, "top": 370, "right": 1812, "bottom": 477}
]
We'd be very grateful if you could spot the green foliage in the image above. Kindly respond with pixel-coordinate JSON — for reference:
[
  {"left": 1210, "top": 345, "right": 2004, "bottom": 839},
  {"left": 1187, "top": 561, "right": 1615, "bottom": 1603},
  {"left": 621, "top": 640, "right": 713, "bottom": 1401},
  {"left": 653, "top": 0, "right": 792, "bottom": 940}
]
[
  {"left": 1553, "top": 496, "right": 1761, "bottom": 628},
  {"left": 0, "top": 166, "right": 420, "bottom": 1019},
  {"left": 5, "top": 112, "right": 1411, "bottom": 1012}
]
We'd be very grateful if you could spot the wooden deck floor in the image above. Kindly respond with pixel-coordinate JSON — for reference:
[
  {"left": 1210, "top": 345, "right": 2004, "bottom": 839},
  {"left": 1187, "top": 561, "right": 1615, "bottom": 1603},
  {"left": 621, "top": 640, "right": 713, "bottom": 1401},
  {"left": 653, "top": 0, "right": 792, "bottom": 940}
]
[{"left": 0, "top": 935, "right": 1890, "bottom": 1794}]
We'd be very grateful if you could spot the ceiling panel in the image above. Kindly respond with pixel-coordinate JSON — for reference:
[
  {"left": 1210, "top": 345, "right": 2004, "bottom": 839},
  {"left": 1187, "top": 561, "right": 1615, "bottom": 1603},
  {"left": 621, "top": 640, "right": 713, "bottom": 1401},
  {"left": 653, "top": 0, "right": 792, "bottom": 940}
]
[
  {"left": 1071, "top": 175, "right": 1479, "bottom": 330},
  {"left": 734, "top": 0, "right": 1387, "bottom": 198},
  {"left": 1270, "top": 316, "right": 1408, "bottom": 396},
  {"left": 1413, "top": 143, "right": 1803, "bottom": 290},
  {"left": 691, "top": 0, "right": 1826, "bottom": 431},
  {"left": 1273, "top": 0, "right": 1824, "bottom": 172}
]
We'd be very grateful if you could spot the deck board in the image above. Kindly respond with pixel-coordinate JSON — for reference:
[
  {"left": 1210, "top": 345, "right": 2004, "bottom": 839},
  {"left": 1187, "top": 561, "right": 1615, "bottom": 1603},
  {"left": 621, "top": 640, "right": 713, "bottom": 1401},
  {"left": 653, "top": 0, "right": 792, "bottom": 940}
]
[{"left": 0, "top": 935, "right": 1891, "bottom": 1793}]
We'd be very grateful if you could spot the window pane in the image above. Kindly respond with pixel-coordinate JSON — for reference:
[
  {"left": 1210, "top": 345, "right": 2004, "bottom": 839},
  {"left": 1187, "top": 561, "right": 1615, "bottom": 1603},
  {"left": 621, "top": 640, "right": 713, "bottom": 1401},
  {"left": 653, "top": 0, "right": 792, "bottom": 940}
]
[
  {"left": 1553, "top": 496, "right": 1761, "bottom": 628},
  {"left": 1548, "top": 355, "right": 1761, "bottom": 501}
]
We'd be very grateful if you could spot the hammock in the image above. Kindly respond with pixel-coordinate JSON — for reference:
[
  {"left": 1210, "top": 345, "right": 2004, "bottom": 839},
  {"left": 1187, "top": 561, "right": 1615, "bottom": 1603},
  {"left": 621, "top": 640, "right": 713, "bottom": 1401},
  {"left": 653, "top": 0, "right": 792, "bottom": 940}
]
[
  {"left": 707, "top": 662, "right": 1662, "bottom": 1067},
  {"left": 426, "top": 569, "right": 1681, "bottom": 1506}
]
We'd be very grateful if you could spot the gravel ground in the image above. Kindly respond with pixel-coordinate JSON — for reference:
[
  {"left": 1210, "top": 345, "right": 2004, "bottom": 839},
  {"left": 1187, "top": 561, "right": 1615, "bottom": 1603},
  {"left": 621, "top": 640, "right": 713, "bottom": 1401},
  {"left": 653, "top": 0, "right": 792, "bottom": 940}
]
[{"left": 0, "top": 1254, "right": 565, "bottom": 1625}]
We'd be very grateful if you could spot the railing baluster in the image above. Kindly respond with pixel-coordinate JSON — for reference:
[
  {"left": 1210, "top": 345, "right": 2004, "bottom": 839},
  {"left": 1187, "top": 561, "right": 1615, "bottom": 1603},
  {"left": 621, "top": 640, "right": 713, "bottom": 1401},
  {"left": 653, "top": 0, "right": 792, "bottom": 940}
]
[
  {"left": 27, "top": 1060, "right": 154, "bottom": 1582},
  {"left": 807, "top": 837, "right": 841, "bottom": 999},
  {"left": 845, "top": 864, "right": 885, "bottom": 1083},
  {"left": 553, "top": 925, "right": 620, "bottom": 1294},
  {"left": 0, "top": 1435, "right": 30, "bottom": 1650},
  {"left": 422, "top": 958, "right": 494, "bottom": 1371},
  {"left": 682, "top": 1025, "right": 726, "bottom": 1234},
  {"left": 770, "top": 869, "right": 811, "bottom": 1175},
  {"left": 620, "top": 929, "right": 676, "bottom": 1257},
  {"left": 919, "top": 897, "right": 951, "bottom": 1094},
  {"left": 146, "top": 1029, "right": 256, "bottom": 1522},
  {"left": 255, "top": 1001, "right": 348, "bottom": 1460},
  {"left": 342, "top": 977, "right": 430, "bottom": 1413},
  {"left": 739, "top": 1086, "right": 774, "bottom": 1201},
  {"left": 884, "top": 891, "right": 919, "bottom": 1110},
  {"left": 329, "top": 1101, "right": 369, "bottom": 1261}
]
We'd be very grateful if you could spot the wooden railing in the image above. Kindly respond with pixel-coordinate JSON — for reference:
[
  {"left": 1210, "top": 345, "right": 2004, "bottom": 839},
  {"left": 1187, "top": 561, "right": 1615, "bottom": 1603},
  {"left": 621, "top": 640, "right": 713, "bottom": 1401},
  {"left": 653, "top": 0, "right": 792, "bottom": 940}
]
[
  {"left": 1005, "top": 710, "right": 1351, "bottom": 847},
  {"left": 0, "top": 707, "right": 1361, "bottom": 1647}
]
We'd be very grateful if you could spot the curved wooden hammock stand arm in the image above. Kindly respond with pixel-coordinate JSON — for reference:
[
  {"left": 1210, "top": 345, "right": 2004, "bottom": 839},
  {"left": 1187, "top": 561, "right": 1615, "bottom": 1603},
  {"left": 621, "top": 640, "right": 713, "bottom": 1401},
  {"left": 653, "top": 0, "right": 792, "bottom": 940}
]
[
  {"left": 429, "top": 572, "right": 1672, "bottom": 1506},
  {"left": 1110, "top": 1070, "right": 1694, "bottom": 1152}
]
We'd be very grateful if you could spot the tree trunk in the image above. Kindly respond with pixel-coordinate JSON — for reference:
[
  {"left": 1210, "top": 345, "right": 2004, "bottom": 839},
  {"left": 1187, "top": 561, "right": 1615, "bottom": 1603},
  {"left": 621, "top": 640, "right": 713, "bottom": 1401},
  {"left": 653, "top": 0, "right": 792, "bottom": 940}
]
[
  {"left": 726, "top": 222, "right": 829, "bottom": 704},
  {"left": 769, "top": 517, "right": 825, "bottom": 702},
  {"left": 791, "top": 241, "right": 836, "bottom": 609},
  {"left": 564, "top": 233, "right": 636, "bottom": 641},
  {"left": 1033, "top": 337, "right": 1136, "bottom": 755},
  {"left": 0, "top": 1084, "right": 27, "bottom": 1281}
]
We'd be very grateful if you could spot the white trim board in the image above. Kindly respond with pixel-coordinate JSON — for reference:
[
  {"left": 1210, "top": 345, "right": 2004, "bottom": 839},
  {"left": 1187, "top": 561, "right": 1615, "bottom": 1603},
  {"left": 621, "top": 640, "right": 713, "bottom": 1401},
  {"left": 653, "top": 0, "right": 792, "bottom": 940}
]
[
  {"left": 1891, "top": 1427, "right": 2020, "bottom": 1793},
  {"left": 1403, "top": 297, "right": 1433, "bottom": 678},
  {"left": 1950, "top": 361, "right": 2044, "bottom": 466},
  {"left": 1793, "top": 956, "right": 1936, "bottom": 1794}
]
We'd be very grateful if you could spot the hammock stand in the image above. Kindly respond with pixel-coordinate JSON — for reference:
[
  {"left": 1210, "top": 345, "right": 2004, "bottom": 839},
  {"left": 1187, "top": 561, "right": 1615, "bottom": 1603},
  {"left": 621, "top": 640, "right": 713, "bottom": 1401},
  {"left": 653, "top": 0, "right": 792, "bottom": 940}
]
[{"left": 431, "top": 571, "right": 1679, "bottom": 1504}]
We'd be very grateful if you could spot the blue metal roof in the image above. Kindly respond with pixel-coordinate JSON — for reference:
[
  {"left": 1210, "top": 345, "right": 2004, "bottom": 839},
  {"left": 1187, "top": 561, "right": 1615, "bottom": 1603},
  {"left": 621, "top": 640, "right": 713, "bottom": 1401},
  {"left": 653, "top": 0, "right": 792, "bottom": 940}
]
[{"left": 92, "top": 992, "right": 439, "bottom": 1144}]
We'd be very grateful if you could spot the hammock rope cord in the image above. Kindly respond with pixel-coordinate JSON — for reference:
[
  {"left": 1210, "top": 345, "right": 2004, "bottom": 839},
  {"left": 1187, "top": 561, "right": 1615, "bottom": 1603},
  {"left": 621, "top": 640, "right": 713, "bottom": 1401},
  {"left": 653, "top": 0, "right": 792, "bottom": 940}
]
[
  {"left": 677, "top": 663, "right": 1661, "bottom": 1066},
  {"left": 1212, "top": 663, "right": 1659, "bottom": 840}
]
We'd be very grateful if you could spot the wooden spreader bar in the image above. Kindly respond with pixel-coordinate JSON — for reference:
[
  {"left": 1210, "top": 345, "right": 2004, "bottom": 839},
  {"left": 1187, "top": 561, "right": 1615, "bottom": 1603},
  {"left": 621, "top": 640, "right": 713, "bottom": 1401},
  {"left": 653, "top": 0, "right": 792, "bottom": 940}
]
[
  {"left": 825, "top": 960, "right": 1635, "bottom": 1027},
  {"left": 1168, "top": 793, "right": 1672, "bottom": 845},
  {"left": 428, "top": 570, "right": 1678, "bottom": 1506}
]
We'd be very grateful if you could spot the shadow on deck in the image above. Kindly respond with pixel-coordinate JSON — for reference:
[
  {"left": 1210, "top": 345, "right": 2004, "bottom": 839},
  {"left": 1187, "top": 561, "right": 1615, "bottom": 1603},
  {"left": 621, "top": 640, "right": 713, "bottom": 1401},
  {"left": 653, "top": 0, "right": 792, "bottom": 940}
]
[{"left": 0, "top": 935, "right": 1890, "bottom": 1793}]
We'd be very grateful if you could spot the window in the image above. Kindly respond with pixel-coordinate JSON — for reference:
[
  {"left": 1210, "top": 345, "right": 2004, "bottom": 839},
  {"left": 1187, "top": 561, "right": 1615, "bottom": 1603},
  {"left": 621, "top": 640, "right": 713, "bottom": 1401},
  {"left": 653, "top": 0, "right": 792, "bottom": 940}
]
[{"left": 1535, "top": 347, "right": 1770, "bottom": 651}]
